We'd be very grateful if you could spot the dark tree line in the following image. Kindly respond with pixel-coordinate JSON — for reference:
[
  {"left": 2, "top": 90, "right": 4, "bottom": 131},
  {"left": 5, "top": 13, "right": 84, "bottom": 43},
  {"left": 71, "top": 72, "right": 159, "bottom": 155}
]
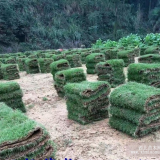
[{"left": 0, "top": 0, "right": 160, "bottom": 53}]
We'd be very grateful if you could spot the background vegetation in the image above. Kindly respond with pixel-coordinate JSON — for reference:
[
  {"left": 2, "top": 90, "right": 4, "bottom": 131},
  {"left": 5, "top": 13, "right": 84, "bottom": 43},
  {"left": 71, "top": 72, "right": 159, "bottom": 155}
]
[{"left": 0, "top": 0, "right": 160, "bottom": 53}]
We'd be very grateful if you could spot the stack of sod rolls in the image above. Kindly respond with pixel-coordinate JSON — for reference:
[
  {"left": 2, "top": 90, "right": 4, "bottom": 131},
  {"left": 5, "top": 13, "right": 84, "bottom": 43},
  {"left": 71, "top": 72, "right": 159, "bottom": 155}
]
[
  {"left": 53, "top": 53, "right": 65, "bottom": 61},
  {"left": 50, "top": 59, "right": 70, "bottom": 80},
  {"left": 81, "top": 51, "right": 92, "bottom": 64},
  {"left": 64, "top": 81, "right": 111, "bottom": 124},
  {"left": 0, "top": 103, "right": 56, "bottom": 160},
  {"left": 144, "top": 46, "right": 159, "bottom": 55},
  {"left": 17, "top": 58, "right": 26, "bottom": 71},
  {"left": 86, "top": 53, "right": 105, "bottom": 74},
  {"left": 38, "top": 58, "right": 54, "bottom": 73},
  {"left": 25, "top": 58, "right": 40, "bottom": 74},
  {"left": 1, "top": 64, "right": 20, "bottom": 80},
  {"left": 109, "top": 82, "right": 160, "bottom": 137},
  {"left": 117, "top": 49, "right": 140, "bottom": 67},
  {"left": 138, "top": 54, "right": 160, "bottom": 63},
  {"left": 0, "top": 81, "right": 26, "bottom": 112},
  {"left": 54, "top": 68, "right": 86, "bottom": 97},
  {"left": 96, "top": 59, "right": 125, "bottom": 87},
  {"left": 0, "top": 62, "right": 3, "bottom": 80},
  {"left": 103, "top": 48, "right": 118, "bottom": 60},
  {"left": 28, "top": 54, "right": 37, "bottom": 59},
  {"left": 5, "top": 57, "right": 16, "bottom": 64},
  {"left": 128, "top": 63, "right": 160, "bottom": 88},
  {"left": 66, "top": 54, "right": 82, "bottom": 68}
]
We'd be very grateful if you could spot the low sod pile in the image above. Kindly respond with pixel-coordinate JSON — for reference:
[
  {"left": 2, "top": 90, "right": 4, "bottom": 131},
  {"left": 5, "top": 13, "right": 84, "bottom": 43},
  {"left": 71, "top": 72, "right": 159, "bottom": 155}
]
[
  {"left": 25, "top": 58, "right": 40, "bottom": 74},
  {"left": 86, "top": 53, "right": 105, "bottom": 74},
  {"left": 5, "top": 57, "right": 16, "bottom": 64},
  {"left": 54, "top": 68, "right": 86, "bottom": 97},
  {"left": 28, "top": 54, "right": 37, "bottom": 59},
  {"left": 138, "top": 54, "right": 160, "bottom": 63},
  {"left": 0, "top": 62, "right": 3, "bottom": 80},
  {"left": 144, "top": 46, "right": 159, "bottom": 55},
  {"left": 66, "top": 54, "right": 82, "bottom": 68},
  {"left": 64, "top": 81, "right": 111, "bottom": 124},
  {"left": 38, "top": 58, "right": 54, "bottom": 73},
  {"left": 140, "top": 45, "right": 149, "bottom": 55},
  {"left": 17, "top": 58, "right": 26, "bottom": 71},
  {"left": 96, "top": 59, "right": 125, "bottom": 87},
  {"left": 0, "top": 103, "right": 56, "bottom": 160},
  {"left": 109, "top": 82, "right": 160, "bottom": 137},
  {"left": 50, "top": 59, "right": 70, "bottom": 80},
  {"left": 81, "top": 51, "right": 92, "bottom": 64},
  {"left": 128, "top": 63, "right": 160, "bottom": 88},
  {"left": 117, "top": 49, "right": 139, "bottom": 67},
  {"left": 0, "top": 81, "right": 26, "bottom": 112},
  {"left": 53, "top": 53, "right": 65, "bottom": 61},
  {"left": 1, "top": 64, "right": 20, "bottom": 80},
  {"left": 103, "top": 48, "right": 118, "bottom": 60}
]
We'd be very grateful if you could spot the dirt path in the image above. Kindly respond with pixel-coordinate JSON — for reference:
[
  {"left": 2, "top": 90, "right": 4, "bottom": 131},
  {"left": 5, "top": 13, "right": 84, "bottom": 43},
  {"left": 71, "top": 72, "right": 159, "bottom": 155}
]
[{"left": 3, "top": 65, "right": 160, "bottom": 160}]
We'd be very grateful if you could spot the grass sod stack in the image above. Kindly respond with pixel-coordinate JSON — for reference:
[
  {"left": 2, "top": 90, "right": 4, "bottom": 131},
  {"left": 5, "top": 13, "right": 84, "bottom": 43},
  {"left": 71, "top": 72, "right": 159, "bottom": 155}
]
[
  {"left": 81, "top": 51, "right": 92, "bottom": 64},
  {"left": 50, "top": 59, "right": 70, "bottom": 80},
  {"left": 103, "top": 48, "right": 118, "bottom": 60},
  {"left": 144, "top": 46, "right": 160, "bottom": 55},
  {"left": 1, "top": 64, "right": 20, "bottom": 80},
  {"left": 0, "top": 81, "right": 26, "bottom": 112},
  {"left": 64, "top": 81, "right": 111, "bottom": 124},
  {"left": 96, "top": 59, "right": 125, "bottom": 87},
  {"left": 86, "top": 53, "right": 105, "bottom": 74},
  {"left": 52, "top": 53, "right": 65, "bottom": 61},
  {"left": 25, "top": 58, "right": 40, "bottom": 74},
  {"left": 109, "top": 82, "right": 160, "bottom": 137},
  {"left": 5, "top": 57, "right": 16, "bottom": 64},
  {"left": 38, "top": 58, "right": 54, "bottom": 73},
  {"left": 0, "top": 62, "right": 3, "bottom": 80},
  {"left": 54, "top": 68, "right": 86, "bottom": 97},
  {"left": 117, "top": 49, "right": 139, "bottom": 67},
  {"left": 128, "top": 63, "right": 160, "bottom": 88},
  {"left": 66, "top": 54, "right": 82, "bottom": 68},
  {"left": 0, "top": 103, "right": 56, "bottom": 160},
  {"left": 138, "top": 54, "right": 160, "bottom": 63},
  {"left": 17, "top": 58, "right": 26, "bottom": 71}
]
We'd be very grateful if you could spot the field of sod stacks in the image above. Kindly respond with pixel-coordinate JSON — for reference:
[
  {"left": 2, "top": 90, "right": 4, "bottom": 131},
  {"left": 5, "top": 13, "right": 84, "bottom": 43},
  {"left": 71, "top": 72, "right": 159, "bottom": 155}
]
[{"left": 1, "top": 34, "right": 160, "bottom": 159}]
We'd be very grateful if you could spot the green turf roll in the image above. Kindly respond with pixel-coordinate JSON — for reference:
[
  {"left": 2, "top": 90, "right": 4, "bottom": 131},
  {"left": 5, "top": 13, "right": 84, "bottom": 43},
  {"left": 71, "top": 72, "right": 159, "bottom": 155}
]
[
  {"left": 66, "top": 54, "right": 82, "bottom": 68},
  {"left": 138, "top": 54, "right": 160, "bottom": 63}
]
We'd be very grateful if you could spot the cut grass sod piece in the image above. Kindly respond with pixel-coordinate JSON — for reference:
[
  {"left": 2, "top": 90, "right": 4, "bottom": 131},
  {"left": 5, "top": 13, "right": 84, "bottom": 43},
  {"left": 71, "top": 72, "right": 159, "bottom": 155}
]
[
  {"left": 54, "top": 68, "right": 86, "bottom": 97},
  {"left": 66, "top": 54, "right": 82, "bottom": 68},
  {"left": 138, "top": 54, "right": 160, "bottom": 63},
  {"left": 64, "top": 81, "right": 111, "bottom": 124},
  {"left": 128, "top": 63, "right": 160, "bottom": 88},
  {"left": 109, "top": 82, "right": 160, "bottom": 137},
  {"left": 96, "top": 59, "right": 125, "bottom": 87},
  {"left": 0, "top": 103, "right": 56, "bottom": 160}
]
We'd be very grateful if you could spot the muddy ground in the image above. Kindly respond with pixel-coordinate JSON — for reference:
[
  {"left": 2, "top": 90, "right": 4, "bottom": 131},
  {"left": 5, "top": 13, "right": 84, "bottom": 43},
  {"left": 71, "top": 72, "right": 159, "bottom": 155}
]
[{"left": 4, "top": 65, "right": 160, "bottom": 160}]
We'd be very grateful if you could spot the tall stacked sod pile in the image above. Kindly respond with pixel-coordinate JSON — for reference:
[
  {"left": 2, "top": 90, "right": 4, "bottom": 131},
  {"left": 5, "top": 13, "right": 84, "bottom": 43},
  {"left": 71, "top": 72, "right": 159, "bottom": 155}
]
[
  {"left": 25, "top": 58, "right": 40, "bottom": 74},
  {"left": 96, "top": 59, "right": 125, "bottom": 87},
  {"left": 138, "top": 54, "right": 160, "bottom": 63},
  {"left": 50, "top": 59, "right": 70, "bottom": 80},
  {"left": 66, "top": 54, "right": 82, "bottom": 68},
  {"left": 54, "top": 68, "right": 86, "bottom": 97},
  {"left": 64, "top": 81, "right": 111, "bottom": 124},
  {"left": 86, "top": 53, "right": 105, "bottom": 74},
  {"left": 81, "top": 51, "right": 92, "bottom": 64},
  {"left": 5, "top": 57, "right": 16, "bottom": 64},
  {"left": 117, "top": 49, "right": 139, "bottom": 67},
  {"left": 140, "top": 45, "right": 149, "bottom": 55},
  {"left": 0, "top": 82, "right": 26, "bottom": 112},
  {"left": 38, "top": 58, "right": 54, "bottom": 73},
  {"left": 52, "top": 53, "right": 65, "bottom": 61},
  {"left": 103, "top": 48, "right": 118, "bottom": 60},
  {"left": 0, "top": 62, "right": 3, "bottom": 79},
  {"left": 17, "top": 57, "right": 26, "bottom": 71},
  {"left": 1, "top": 64, "right": 20, "bottom": 80},
  {"left": 0, "top": 103, "right": 56, "bottom": 160},
  {"left": 128, "top": 63, "right": 160, "bottom": 88},
  {"left": 144, "top": 46, "right": 160, "bottom": 55},
  {"left": 109, "top": 82, "right": 160, "bottom": 137}
]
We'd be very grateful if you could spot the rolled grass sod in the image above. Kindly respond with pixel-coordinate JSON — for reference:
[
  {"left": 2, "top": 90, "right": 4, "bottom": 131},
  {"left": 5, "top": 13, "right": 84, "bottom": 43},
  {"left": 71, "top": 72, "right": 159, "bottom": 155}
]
[
  {"left": 1, "top": 64, "right": 20, "bottom": 80},
  {"left": 0, "top": 62, "right": 3, "bottom": 79},
  {"left": 0, "top": 103, "right": 56, "bottom": 160},
  {"left": 86, "top": 53, "right": 105, "bottom": 74},
  {"left": 128, "top": 63, "right": 160, "bottom": 88},
  {"left": 66, "top": 54, "right": 82, "bottom": 68},
  {"left": 109, "top": 82, "right": 160, "bottom": 137},
  {"left": 5, "top": 57, "right": 16, "bottom": 64},
  {"left": 117, "top": 49, "right": 140, "bottom": 67},
  {"left": 81, "top": 51, "right": 92, "bottom": 64},
  {"left": 96, "top": 59, "right": 125, "bottom": 87},
  {"left": 52, "top": 53, "right": 65, "bottom": 61},
  {"left": 50, "top": 59, "right": 70, "bottom": 80},
  {"left": 64, "top": 81, "right": 111, "bottom": 124},
  {"left": 25, "top": 58, "right": 40, "bottom": 74},
  {"left": 38, "top": 58, "right": 54, "bottom": 73},
  {"left": 138, "top": 54, "right": 160, "bottom": 63},
  {"left": 102, "top": 48, "right": 118, "bottom": 60},
  {"left": 17, "top": 58, "right": 26, "bottom": 71},
  {"left": 0, "top": 81, "right": 26, "bottom": 112},
  {"left": 144, "top": 46, "right": 160, "bottom": 55},
  {"left": 54, "top": 68, "right": 86, "bottom": 97}
]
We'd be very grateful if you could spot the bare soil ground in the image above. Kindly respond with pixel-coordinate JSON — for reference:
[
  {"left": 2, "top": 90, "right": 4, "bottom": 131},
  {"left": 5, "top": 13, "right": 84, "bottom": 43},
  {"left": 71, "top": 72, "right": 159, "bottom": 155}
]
[{"left": 3, "top": 65, "right": 160, "bottom": 160}]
